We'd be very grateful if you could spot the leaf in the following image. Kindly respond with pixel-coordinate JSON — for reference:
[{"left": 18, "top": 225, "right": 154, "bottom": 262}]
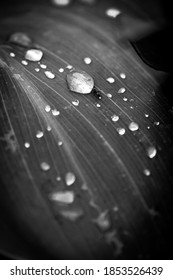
[{"left": 0, "top": 0, "right": 173, "bottom": 259}]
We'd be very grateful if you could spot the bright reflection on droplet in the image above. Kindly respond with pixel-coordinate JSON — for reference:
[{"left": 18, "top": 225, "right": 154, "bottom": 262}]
[
  {"left": 50, "top": 191, "right": 74, "bottom": 204},
  {"left": 66, "top": 65, "right": 73, "bottom": 70},
  {"left": 67, "top": 70, "right": 94, "bottom": 94},
  {"left": 24, "top": 142, "right": 30, "bottom": 148},
  {"left": 106, "top": 77, "right": 115, "bottom": 83},
  {"left": 128, "top": 122, "right": 139, "bottom": 131},
  {"left": 145, "top": 113, "right": 149, "bottom": 118},
  {"left": 21, "top": 60, "right": 28, "bottom": 65},
  {"left": 120, "top": 73, "right": 126, "bottom": 79},
  {"left": 65, "top": 172, "right": 76, "bottom": 186},
  {"left": 111, "top": 115, "right": 119, "bottom": 122},
  {"left": 40, "top": 64, "right": 47, "bottom": 69},
  {"left": 45, "top": 105, "right": 51, "bottom": 112},
  {"left": 9, "top": 32, "right": 32, "bottom": 47},
  {"left": 84, "top": 57, "right": 92, "bottom": 64},
  {"left": 96, "top": 103, "right": 101, "bottom": 107},
  {"left": 40, "top": 162, "right": 50, "bottom": 171},
  {"left": 117, "top": 128, "right": 125, "bottom": 135},
  {"left": 154, "top": 121, "right": 160, "bottom": 126},
  {"left": 44, "top": 71, "right": 55, "bottom": 79},
  {"left": 52, "top": 109, "right": 60, "bottom": 116},
  {"left": 72, "top": 100, "right": 79, "bottom": 106},
  {"left": 59, "top": 68, "right": 64, "bottom": 73},
  {"left": 52, "top": 0, "right": 71, "bottom": 6},
  {"left": 144, "top": 169, "right": 151, "bottom": 176},
  {"left": 36, "top": 131, "right": 44, "bottom": 138},
  {"left": 10, "top": 52, "right": 15, "bottom": 57},
  {"left": 123, "top": 97, "right": 128, "bottom": 101},
  {"left": 58, "top": 141, "right": 63, "bottom": 146},
  {"left": 25, "top": 49, "right": 43, "bottom": 62},
  {"left": 107, "top": 93, "right": 112, "bottom": 98},
  {"left": 47, "top": 125, "right": 52, "bottom": 131},
  {"left": 118, "top": 87, "right": 126, "bottom": 93},
  {"left": 35, "top": 68, "right": 40, "bottom": 72},
  {"left": 147, "top": 146, "right": 157, "bottom": 158},
  {"left": 106, "top": 8, "right": 121, "bottom": 18}
]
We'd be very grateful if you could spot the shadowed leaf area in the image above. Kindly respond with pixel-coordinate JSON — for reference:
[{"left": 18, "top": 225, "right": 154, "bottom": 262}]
[{"left": 0, "top": 0, "right": 173, "bottom": 259}]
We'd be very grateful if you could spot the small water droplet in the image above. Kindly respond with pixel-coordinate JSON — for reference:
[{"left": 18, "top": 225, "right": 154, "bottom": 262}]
[
  {"left": 47, "top": 125, "right": 52, "bottom": 131},
  {"left": 106, "top": 8, "right": 121, "bottom": 18},
  {"left": 66, "top": 65, "right": 73, "bottom": 69},
  {"left": 40, "top": 64, "right": 47, "bottom": 69},
  {"left": 24, "top": 142, "right": 30, "bottom": 148},
  {"left": 35, "top": 68, "right": 40, "bottom": 72},
  {"left": 67, "top": 70, "right": 94, "bottom": 94},
  {"left": 93, "top": 210, "right": 111, "bottom": 231},
  {"left": 147, "top": 146, "right": 157, "bottom": 158},
  {"left": 145, "top": 113, "right": 149, "bottom": 118},
  {"left": 107, "top": 93, "right": 112, "bottom": 98},
  {"left": 60, "top": 209, "right": 83, "bottom": 221},
  {"left": 36, "top": 131, "right": 44, "bottom": 138},
  {"left": 96, "top": 103, "right": 101, "bottom": 107},
  {"left": 45, "top": 105, "right": 51, "bottom": 112},
  {"left": 9, "top": 32, "right": 32, "bottom": 47},
  {"left": 65, "top": 172, "right": 76, "bottom": 186},
  {"left": 106, "top": 77, "right": 115, "bottom": 83},
  {"left": 58, "top": 140, "right": 63, "bottom": 146},
  {"left": 123, "top": 97, "right": 128, "bottom": 101},
  {"left": 21, "top": 60, "right": 28, "bottom": 65},
  {"left": 52, "top": 109, "right": 60, "bottom": 116},
  {"left": 44, "top": 71, "right": 55, "bottom": 79},
  {"left": 118, "top": 87, "right": 126, "bottom": 93},
  {"left": 59, "top": 68, "right": 64, "bottom": 73},
  {"left": 40, "top": 162, "right": 50, "bottom": 171},
  {"left": 52, "top": 0, "right": 71, "bottom": 6},
  {"left": 56, "top": 176, "right": 61, "bottom": 181},
  {"left": 111, "top": 114, "right": 119, "bottom": 122},
  {"left": 84, "top": 57, "right": 92, "bottom": 64},
  {"left": 25, "top": 49, "right": 43, "bottom": 62},
  {"left": 72, "top": 100, "right": 79, "bottom": 106},
  {"left": 120, "top": 73, "right": 126, "bottom": 79},
  {"left": 10, "top": 52, "right": 15, "bottom": 57},
  {"left": 50, "top": 191, "right": 74, "bottom": 204},
  {"left": 154, "top": 121, "right": 160, "bottom": 126},
  {"left": 144, "top": 169, "right": 151, "bottom": 176},
  {"left": 128, "top": 122, "right": 139, "bottom": 131},
  {"left": 130, "top": 106, "right": 134, "bottom": 109},
  {"left": 117, "top": 128, "right": 125, "bottom": 135}
]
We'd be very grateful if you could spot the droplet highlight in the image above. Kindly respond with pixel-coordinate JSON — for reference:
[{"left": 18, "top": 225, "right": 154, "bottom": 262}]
[
  {"left": 10, "top": 52, "right": 15, "bottom": 57},
  {"left": 44, "top": 71, "right": 55, "bottom": 79},
  {"left": 59, "top": 68, "right": 64, "bottom": 73},
  {"left": 21, "top": 60, "right": 28, "bottom": 65},
  {"left": 106, "top": 77, "right": 115, "bottom": 84},
  {"left": 50, "top": 191, "right": 74, "bottom": 204},
  {"left": 118, "top": 87, "right": 126, "bottom": 93},
  {"left": 111, "top": 115, "right": 119, "bottom": 122},
  {"left": 25, "top": 49, "right": 43, "bottom": 62},
  {"left": 65, "top": 172, "right": 76, "bottom": 186},
  {"left": 45, "top": 105, "right": 51, "bottom": 112},
  {"left": 84, "top": 57, "right": 92, "bottom": 64},
  {"left": 93, "top": 210, "right": 111, "bottom": 231},
  {"left": 117, "top": 128, "right": 126, "bottom": 135},
  {"left": 72, "top": 100, "right": 79, "bottom": 106},
  {"left": 52, "top": 0, "right": 71, "bottom": 6},
  {"left": 128, "top": 122, "right": 139, "bottom": 131},
  {"left": 147, "top": 146, "right": 157, "bottom": 158},
  {"left": 40, "top": 162, "right": 50, "bottom": 171},
  {"left": 36, "top": 131, "right": 44, "bottom": 138},
  {"left": 106, "top": 8, "right": 121, "bottom": 18},
  {"left": 144, "top": 169, "right": 151, "bottom": 176},
  {"left": 67, "top": 70, "right": 94, "bottom": 94},
  {"left": 40, "top": 64, "right": 47, "bottom": 69},
  {"left": 24, "top": 142, "right": 30, "bottom": 148},
  {"left": 120, "top": 73, "right": 126, "bottom": 79}
]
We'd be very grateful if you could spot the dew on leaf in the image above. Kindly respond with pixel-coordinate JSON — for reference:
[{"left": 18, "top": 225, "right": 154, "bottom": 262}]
[
  {"left": 106, "top": 77, "right": 115, "bottom": 84},
  {"left": 144, "top": 169, "right": 151, "bottom": 176},
  {"left": 154, "top": 121, "right": 160, "bottom": 126},
  {"left": 111, "top": 114, "right": 119, "bottom": 122},
  {"left": 24, "top": 142, "right": 30, "bottom": 148},
  {"left": 52, "top": 109, "right": 60, "bottom": 116},
  {"left": 107, "top": 93, "right": 112, "bottom": 98},
  {"left": 35, "top": 68, "right": 40, "bottom": 72},
  {"left": 40, "top": 64, "right": 47, "bottom": 69},
  {"left": 59, "top": 68, "right": 64, "bottom": 73},
  {"left": 9, "top": 32, "right": 32, "bottom": 47},
  {"left": 147, "top": 146, "right": 157, "bottom": 158},
  {"left": 118, "top": 87, "right": 126, "bottom": 93},
  {"left": 9, "top": 52, "right": 15, "bottom": 57},
  {"left": 47, "top": 125, "right": 52, "bottom": 131},
  {"left": 65, "top": 172, "right": 76, "bottom": 186},
  {"left": 145, "top": 113, "right": 149, "bottom": 118},
  {"left": 25, "top": 49, "right": 43, "bottom": 62},
  {"left": 45, "top": 105, "right": 51, "bottom": 112},
  {"left": 44, "top": 71, "right": 55, "bottom": 79},
  {"left": 21, "top": 60, "right": 28, "bottom": 65},
  {"left": 56, "top": 176, "right": 61, "bottom": 181},
  {"left": 52, "top": 0, "right": 71, "bottom": 6},
  {"left": 106, "top": 8, "right": 121, "bottom": 18},
  {"left": 117, "top": 128, "right": 126, "bottom": 135},
  {"left": 93, "top": 210, "right": 111, "bottom": 231},
  {"left": 120, "top": 73, "right": 126, "bottom": 79},
  {"left": 66, "top": 65, "right": 73, "bottom": 70},
  {"left": 72, "top": 100, "right": 79, "bottom": 106},
  {"left": 50, "top": 191, "right": 75, "bottom": 204},
  {"left": 67, "top": 70, "right": 94, "bottom": 94},
  {"left": 40, "top": 162, "right": 50, "bottom": 171},
  {"left": 58, "top": 140, "right": 63, "bottom": 146},
  {"left": 123, "top": 97, "right": 128, "bottom": 101},
  {"left": 96, "top": 103, "right": 101, "bottom": 107},
  {"left": 60, "top": 209, "right": 83, "bottom": 221},
  {"left": 84, "top": 57, "right": 92, "bottom": 64},
  {"left": 36, "top": 131, "right": 44, "bottom": 138},
  {"left": 128, "top": 122, "right": 139, "bottom": 131}
]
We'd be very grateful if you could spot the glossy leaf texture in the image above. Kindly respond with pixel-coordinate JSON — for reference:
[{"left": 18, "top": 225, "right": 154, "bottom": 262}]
[{"left": 0, "top": 0, "right": 173, "bottom": 259}]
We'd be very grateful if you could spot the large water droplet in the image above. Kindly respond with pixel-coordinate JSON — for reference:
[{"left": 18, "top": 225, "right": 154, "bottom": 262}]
[
  {"left": 50, "top": 191, "right": 74, "bottom": 204},
  {"left": 40, "top": 162, "right": 50, "bottom": 171},
  {"left": 84, "top": 57, "right": 92, "bottom": 64},
  {"left": 93, "top": 210, "right": 111, "bottom": 231},
  {"left": 106, "top": 8, "right": 121, "bottom": 18},
  {"left": 65, "top": 172, "right": 76, "bottom": 186},
  {"left": 9, "top": 32, "right": 32, "bottom": 47},
  {"left": 111, "top": 115, "right": 119, "bottom": 122},
  {"left": 106, "top": 77, "right": 115, "bottom": 84},
  {"left": 67, "top": 70, "right": 94, "bottom": 94},
  {"left": 44, "top": 71, "right": 55, "bottom": 79},
  {"left": 36, "top": 131, "right": 44, "bottom": 138},
  {"left": 128, "top": 122, "right": 139, "bottom": 131},
  {"left": 25, "top": 49, "right": 43, "bottom": 62},
  {"left": 147, "top": 146, "right": 157, "bottom": 158},
  {"left": 117, "top": 128, "right": 126, "bottom": 135},
  {"left": 60, "top": 209, "right": 83, "bottom": 221}
]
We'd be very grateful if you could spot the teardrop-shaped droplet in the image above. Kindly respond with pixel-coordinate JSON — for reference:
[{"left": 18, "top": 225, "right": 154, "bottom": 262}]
[
  {"left": 9, "top": 32, "right": 32, "bottom": 47},
  {"left": 25, "top": 49, "right": 43, "bottom": 62},
  {"left": 147, "top": 146, "right": 157, "bottom": 158},
  {"left": 65, "top": 172, "right": 76, "bottom": 186},
  {"left": 67, "top": 70, "right": 94, "bottom": 94},
  {"left": 50, "top": 191, "right": 75, "bottom": 204},
  {"left": 128, "top": 122, "right": 139, "bottom": 131}
]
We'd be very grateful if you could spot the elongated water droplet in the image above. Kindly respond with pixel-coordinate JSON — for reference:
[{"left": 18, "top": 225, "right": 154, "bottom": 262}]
[
  {"left": 59, "top": 68, "right": 64, "bottom": 73},
  {"left": 52, "top": 109, "right": 60, "bottom": 116},
  {"left": 128, "top": 122, "right": 139, "bottom": 131},
  {"left": 40, "top": 162, "right": 50, "bottom": 171},
  {"left": 118, "top": 87, "right": 126, "bottom": 93},
  {"left": 144, "top": 169, "right": 151, "bottom": 176},
  {"left": 84, "top": 57, "right": 92, "bottom": 64},
  {"left": 106, "top": 8, "right": 121, "bottom": 18},
  {"left": 93, "top": 210, "right": 111, "bottom": 231},
  {"left": 40, "top": 64, "right": 47, "bottom": 69},
  {"left": 106, "top": 77, "right": 115, "bottom": 83},
  {"left": 25, "top": 49, "right": 43, "bottom": 62},
  {"left": 66, "top": 65, "right": 73, "bottom": 70},
  {"left": 117, "top": 128, "right": 125, "bottom": 135},
  {"left": 154, "top": 121, "right": 160, "bottom": 126},
  {"left": 111, "top": 115, "right": 119, "bottom": 122},
  {"left": 65, "top": 172, "right": 76, "bottom": 186},
  {"left": 147, "top": 146, "right": 157, "bottom": 158},
  {"left": 50, "top": 191, "right": 75, "bottom": 204},
  {"left": 45, "top": 105, "right": 51, "bottom": 112},
  {"left": 67, "top": 70, "right": 94, "bottom": 94},
  {"left": 21, "top": 60, "right": 28, "bottom": 65},
  {"left": 72, "top": 100, "right": 79, "bottom": 106},
  {"left": 44, "top": 71, "right": 55, "bottom": 79},
  {"left": 24, "top": 142, "right": 30, "bottom": 148},
  {"left": 52, "top": 0, "right": 71, "bottom": 6},
  {"left": 107, "top": 93, "right": 112, "bottom": 98},
  {"left": 35, "top": 68, "right": 40, "bottom": 72},
  {"left": 10, "top": 52, "right": 15, "bottom": 57},
  {"left": 120, "top": 73, "right": 126, "bottom": 79},
  {"left": 36, "top": 131, "right": 44, "bottom": 138},
  {"left": 9, "top": 32, "right": 32, "bottom": 47},
  {"left": 60, "top": 209, "right": 83, "bottom": 221}
]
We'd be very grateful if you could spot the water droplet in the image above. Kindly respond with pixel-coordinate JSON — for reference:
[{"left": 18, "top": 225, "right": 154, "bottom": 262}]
[
  {"left": 44, "top": 71, "right": 55, "bottom": 79},
  {"left": 106, "top": 8, "right": 121, "bottom": 18},
  {"left": 105, "top": 230, "right": 123, "bottom": 256},
  {"left": 130, "top": 106, "right": 134, "bottom": 109},
  {"left": 107, "top": 93, "right": 112, "bottom": 98},
  {"left": 117, "top": 128, "right": 125, "bottom": 135},
  {"left": 45, "top": 105, "right": 51, "bottom": 112},
  {"left": 40, "top": 162, "right": 50, "bottom": 171},
  {"left": 52, "top": 109, "right": 60, "bottom": 116},
  {"left": 50, "top": 191, "right": 74, "bottom": 204},
  {"left": 40, "top": 64, "right": 47, "bottom": 69},
  {"left": 66, "top": 65, "right": 73, "bottom": 69},
  {"left": 120, "top": 73, "right": 126, "bottom": 79},
  {"left": 145, "top": 113, "right": 149, "bottom": 118},
  {"left": 24, "top": 142, "right": 30, "bottom": 148},
  {"left": 128, "top": 122, "right": 139, "bottom": 131},
  {"left": 93, "top": 210, "right": 111, "bottom": 231},
  {"left": 106, "top": 77, "right": 115, "bottom": 83},
  {"left": 65, "top": 172, "right": 76, "bottom": 186},
  {"left": 56, "top": 176, "right": 61, "bottom": 181},
  {"left": 147, "top": 146, "right": 157, "bottom": 158},
  {"left": 67, "top": 70, "right": 94, "bottom": 94},
  {"left": 111, "top": 114, "right": 119, "bottom": 122},
  {"left": 35, "top": 68, "right": 40, "bottom": 72},
  {"left": 25, "top": 49, "right": 43, "bottom": 62},
  {"left": 52, "top": 0, "right": 71, "bottom": 6},
  {"left": 21, "top": 60, "right": 28, "bottom": 65},
  {"left": 47, "top": 125, "right": 52, "bottom": 131},
  {"left": 154, "top": 121, "right": 160, "bottom": 126},
  {"left": 10, "top": 52, "right": 15, "bottom": 57},
  {"left": 84, "top": 57, "right": 92, "bottom": 64},
  {"left": 59, "top": 68, "right": 64, "bottom": 73},
  {"left": 123, "top": 97, "right": 128, "bottom": 101},
  {"left": 9, "top": 32, "right": 32, "bottom": 47},
  {"left": 58, "top": 141, "right": 63, "bottom": 146},
  {"left": 72, "top": 100, "right": 79, "bottom": 106},
  {"left": 36, "top": 131, "right": 44, "bottom": 138},
  {"left": 96, "top": 103, "right": 101, "bottom": 107},
  {"left": 118, "top": 87, "right": 126, "bottom": 93},
  {"left": 147, "top": 126, "right": 150, "bottom": 129},
  {"left": 144, "top": 169, "right": 151, "bottom": 176},
  {"left": 60, "top": 209, "right": 83, "bottom": 221}
]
